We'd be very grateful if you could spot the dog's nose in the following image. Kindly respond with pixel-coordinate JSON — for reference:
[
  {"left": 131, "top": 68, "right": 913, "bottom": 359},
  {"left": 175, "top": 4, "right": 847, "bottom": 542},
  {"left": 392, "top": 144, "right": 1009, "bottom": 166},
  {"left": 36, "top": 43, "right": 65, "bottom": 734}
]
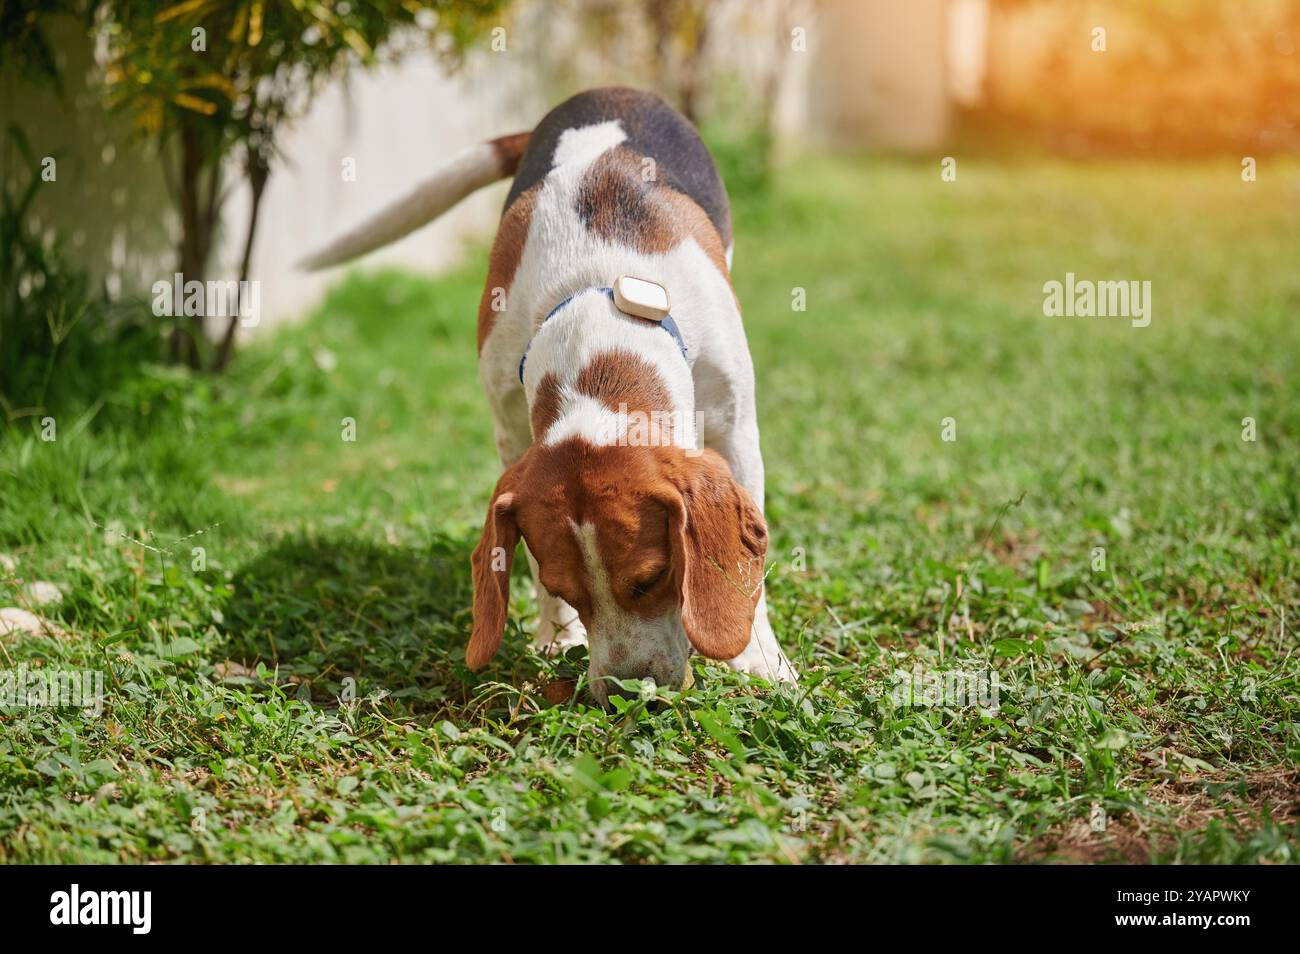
[
  {"left": 604, "top": 676, "right": 658, "bottom": 704},
  {"left": 597, "top": 665, "right": 694, "bottom": 707}
]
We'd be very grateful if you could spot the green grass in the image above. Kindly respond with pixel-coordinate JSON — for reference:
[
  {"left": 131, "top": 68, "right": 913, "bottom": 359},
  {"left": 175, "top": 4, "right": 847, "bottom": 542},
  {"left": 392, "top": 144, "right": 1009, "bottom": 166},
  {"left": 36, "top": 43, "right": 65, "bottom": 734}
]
[{"left": 1, "top": 156, "right": 1297, "bottom": 863}]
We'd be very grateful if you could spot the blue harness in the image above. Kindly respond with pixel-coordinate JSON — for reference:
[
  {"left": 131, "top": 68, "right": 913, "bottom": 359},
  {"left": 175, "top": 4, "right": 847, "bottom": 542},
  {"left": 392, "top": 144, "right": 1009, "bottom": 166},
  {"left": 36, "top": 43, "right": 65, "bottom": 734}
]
[{"left": 518, "top": 286, "right": 689, "bottom": 384}]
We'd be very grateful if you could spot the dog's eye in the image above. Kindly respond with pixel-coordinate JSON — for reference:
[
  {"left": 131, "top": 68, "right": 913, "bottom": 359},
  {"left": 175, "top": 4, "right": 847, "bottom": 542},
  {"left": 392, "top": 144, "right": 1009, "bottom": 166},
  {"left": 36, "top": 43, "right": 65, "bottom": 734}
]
[{"left": 631, "top": 569, "right": 666, "bottom": 600}]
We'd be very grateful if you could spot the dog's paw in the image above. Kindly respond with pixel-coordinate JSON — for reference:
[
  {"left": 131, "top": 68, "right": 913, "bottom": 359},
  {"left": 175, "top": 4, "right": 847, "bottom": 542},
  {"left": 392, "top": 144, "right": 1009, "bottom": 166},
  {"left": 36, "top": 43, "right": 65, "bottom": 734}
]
[
  {"left": 726, "top": 642, "right": 799, "bottom": 684},
  {"left": 535, "top": 604, "right": 588, "bottom": 655}
]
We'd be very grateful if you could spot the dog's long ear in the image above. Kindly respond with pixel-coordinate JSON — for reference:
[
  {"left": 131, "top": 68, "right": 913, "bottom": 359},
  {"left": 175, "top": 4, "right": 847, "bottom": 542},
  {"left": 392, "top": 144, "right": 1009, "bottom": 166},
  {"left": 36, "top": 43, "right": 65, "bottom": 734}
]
[
  {"left": 660, "top": 449, "right": 767, "bottom": 660},
  {"left": 467, "top": 466, "right": 524, "bottom": 669}
]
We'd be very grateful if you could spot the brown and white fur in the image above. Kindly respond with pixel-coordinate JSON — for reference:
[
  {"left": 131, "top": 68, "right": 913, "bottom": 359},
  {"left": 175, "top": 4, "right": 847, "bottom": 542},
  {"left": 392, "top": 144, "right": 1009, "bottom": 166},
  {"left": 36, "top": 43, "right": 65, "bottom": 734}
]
[{"left": 302, "top": 88, "right": 797, "bottom": 705}]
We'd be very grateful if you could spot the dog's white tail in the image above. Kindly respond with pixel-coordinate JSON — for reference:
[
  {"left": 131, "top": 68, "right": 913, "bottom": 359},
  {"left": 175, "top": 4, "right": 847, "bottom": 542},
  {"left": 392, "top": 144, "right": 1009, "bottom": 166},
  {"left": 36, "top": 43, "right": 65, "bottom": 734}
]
[{"left": 297, "top": 132, "right": 530, "bottom": 271}]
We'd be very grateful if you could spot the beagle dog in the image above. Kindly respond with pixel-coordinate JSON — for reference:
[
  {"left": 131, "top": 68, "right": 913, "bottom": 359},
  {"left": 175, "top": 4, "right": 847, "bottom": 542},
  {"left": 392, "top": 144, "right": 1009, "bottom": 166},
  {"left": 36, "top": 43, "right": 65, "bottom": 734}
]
[{"left": 302, "top": 87, "right": 798, "bottom": 704}]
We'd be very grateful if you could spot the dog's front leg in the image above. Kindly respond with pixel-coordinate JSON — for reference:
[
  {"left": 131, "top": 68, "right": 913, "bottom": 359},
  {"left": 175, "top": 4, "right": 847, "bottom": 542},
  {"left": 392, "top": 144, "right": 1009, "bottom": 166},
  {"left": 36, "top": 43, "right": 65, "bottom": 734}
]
[
  {"left": 523, "top": 546, "right": 588, "bottom": 655},
  {"left": 489, "top": 406, "right": 590, "bottom": 658},
  {"left": 727, "top": 587, "right": 798, "bottom": 683}
]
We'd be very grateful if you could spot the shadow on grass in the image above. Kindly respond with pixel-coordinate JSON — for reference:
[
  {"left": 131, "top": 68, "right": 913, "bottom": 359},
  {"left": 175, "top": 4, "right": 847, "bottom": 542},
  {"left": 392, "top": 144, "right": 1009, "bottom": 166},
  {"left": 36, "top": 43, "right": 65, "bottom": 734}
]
[{"left": 218, "top": 533, "right": 484, "bottom": 712}]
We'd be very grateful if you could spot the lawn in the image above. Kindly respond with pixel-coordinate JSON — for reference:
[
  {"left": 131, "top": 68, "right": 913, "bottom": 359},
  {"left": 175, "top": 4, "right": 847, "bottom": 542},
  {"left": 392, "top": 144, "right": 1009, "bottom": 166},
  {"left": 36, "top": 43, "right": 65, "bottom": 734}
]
[{"left": 1, "top": 155, "right": 1296, "bottom": 863}]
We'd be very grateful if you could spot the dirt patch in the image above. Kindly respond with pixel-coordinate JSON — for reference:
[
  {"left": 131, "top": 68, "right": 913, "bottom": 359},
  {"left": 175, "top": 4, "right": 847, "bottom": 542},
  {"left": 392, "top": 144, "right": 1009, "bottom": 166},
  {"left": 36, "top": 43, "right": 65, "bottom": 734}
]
[{"left": 1019, "top": 768, "right": 1300, "bottom": 863}]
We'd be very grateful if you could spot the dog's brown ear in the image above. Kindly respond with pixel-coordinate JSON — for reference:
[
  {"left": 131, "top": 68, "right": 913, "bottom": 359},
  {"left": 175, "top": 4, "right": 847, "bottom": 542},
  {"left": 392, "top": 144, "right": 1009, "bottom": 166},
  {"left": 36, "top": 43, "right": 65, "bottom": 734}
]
[
  {"left": 660, "top": 449, "right": 767, "bottom": 660},
  {"left": 468, "top": 468, "right": 523, "bottom": 669}
]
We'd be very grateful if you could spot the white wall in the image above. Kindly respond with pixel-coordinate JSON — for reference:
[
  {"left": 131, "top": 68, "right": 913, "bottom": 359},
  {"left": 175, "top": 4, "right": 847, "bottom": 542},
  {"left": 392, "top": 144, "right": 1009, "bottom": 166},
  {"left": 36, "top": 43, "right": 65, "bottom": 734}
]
[{"left": 216, "top": 52, "right": 546, "bottom": 333}]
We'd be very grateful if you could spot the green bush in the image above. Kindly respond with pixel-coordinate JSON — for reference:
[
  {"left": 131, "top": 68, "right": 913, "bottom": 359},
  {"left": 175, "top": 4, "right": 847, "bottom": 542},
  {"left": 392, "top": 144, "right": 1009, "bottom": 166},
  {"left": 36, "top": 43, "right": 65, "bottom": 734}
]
[{"left": 0, "top": 124, "right": 159, "bottom": 431}]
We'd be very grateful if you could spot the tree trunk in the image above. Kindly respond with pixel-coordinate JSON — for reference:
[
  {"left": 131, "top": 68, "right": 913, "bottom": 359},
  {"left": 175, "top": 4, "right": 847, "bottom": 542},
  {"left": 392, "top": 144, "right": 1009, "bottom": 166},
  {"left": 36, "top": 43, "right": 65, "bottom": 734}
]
[
  {"left": 215, "top": 146, "right": 269, "bottom": 372},
  {"left": 170, "top": 117, "right": 219, "bottom": 369}
]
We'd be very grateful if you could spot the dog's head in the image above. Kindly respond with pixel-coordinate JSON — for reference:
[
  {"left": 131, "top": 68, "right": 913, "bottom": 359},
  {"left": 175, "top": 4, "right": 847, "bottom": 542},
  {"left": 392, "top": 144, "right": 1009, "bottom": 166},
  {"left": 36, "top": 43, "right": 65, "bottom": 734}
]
[{"left": 467, "top": 443, "right": 766, "bottom": 705}]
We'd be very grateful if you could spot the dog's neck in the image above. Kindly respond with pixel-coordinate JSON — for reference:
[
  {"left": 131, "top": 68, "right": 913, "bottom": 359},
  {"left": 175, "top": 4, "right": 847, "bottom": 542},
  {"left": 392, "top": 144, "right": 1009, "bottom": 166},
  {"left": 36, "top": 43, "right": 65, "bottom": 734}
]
[{"left": 519, "top": 289, "right": 698, "bottom": 451}]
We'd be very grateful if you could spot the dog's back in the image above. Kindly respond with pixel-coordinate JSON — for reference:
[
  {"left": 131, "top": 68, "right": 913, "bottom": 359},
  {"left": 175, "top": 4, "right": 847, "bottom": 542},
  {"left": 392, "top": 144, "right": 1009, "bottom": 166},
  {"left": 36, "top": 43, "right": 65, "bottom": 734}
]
[
  {"left": 503, "top": 87, "right": 731, "bottom": 253},
  {"left": 300, "top": 87, "right": 730, "bottom": 277}
]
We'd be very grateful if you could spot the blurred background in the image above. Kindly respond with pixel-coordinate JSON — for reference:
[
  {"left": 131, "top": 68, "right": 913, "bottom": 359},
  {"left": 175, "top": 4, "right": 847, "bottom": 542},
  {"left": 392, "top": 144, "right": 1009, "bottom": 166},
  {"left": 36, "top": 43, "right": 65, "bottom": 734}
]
[
  {"left": 2, "top": 0, "right": 1300, "bottom": 363},
  {"left": 5, "top": 0, "right": 1299, "bottom": 380}
]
